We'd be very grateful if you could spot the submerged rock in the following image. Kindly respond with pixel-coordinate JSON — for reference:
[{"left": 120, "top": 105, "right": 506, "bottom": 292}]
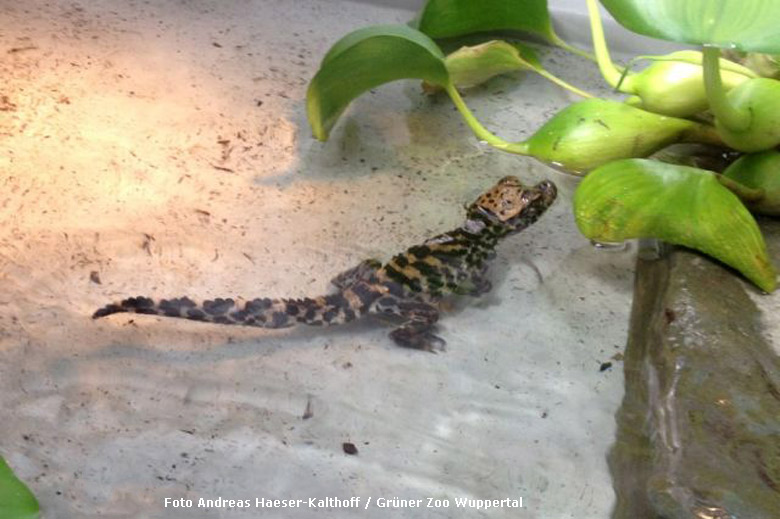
[{"left": 610, "top": 230, "right": 780, "bottom": 518}]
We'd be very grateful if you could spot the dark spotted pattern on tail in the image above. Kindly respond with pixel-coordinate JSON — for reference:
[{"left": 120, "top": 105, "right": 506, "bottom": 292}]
[
  {"left": 92, "top": 286, "right": 379, "bottom": 328},
  {"left": 93, "top": 176, "right": 557, "bottom": 351}
]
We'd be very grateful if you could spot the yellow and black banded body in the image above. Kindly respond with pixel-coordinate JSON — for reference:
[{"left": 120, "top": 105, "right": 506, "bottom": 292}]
[{"left": 93, "top": 177, "right": 557, "bottom": 351}]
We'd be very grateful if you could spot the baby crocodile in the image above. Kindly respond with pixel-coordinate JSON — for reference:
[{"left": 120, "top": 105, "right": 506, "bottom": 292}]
[{"left": 94, "top": 176, "right": 557, "bottom": 351}]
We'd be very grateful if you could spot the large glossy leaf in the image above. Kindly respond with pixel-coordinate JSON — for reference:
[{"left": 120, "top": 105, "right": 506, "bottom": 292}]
[
  {"left": 574, "top": 159, "right": 776, "bottom": 292},
  {"left": 600, "top": 0, "right": 780, "bottom": 53},
  {"left": 307, "top": 25, "right": 449, "bottom": 141},
  {"left": 0, "top": 457, "right": 39, "bottom": 519},
  {"left": 414, "top": 0, "right": 557, "bottom": 41}
]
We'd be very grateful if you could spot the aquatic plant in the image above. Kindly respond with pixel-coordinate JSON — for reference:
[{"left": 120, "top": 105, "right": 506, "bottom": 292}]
[
  {"left": 0, "top": 456, "right": 39, "bottom": 519},
  {"left": 306, "top": 0, "right": 780, "bottom": 292}
]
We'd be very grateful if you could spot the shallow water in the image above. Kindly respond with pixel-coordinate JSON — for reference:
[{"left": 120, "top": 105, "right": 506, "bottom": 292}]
[{"left": 0, "top": 1, "right": 635, "bottom": 517}]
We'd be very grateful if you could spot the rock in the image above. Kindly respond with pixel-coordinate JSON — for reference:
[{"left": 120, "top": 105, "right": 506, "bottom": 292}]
[{"left": 609, "top": 233, "right": 780, "bottom": 518}]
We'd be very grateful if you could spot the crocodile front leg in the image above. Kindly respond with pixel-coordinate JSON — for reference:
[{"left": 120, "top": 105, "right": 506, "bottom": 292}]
[{"left": 454, "top": 274, "right": 492, "bottom": 297}]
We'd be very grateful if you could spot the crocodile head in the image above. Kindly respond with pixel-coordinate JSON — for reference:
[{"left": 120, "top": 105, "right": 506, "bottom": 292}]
[{"left": 467, "top": 176, "right": 557, "bottom": 234}]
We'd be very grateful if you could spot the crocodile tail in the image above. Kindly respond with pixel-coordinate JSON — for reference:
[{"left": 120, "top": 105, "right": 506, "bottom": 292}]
[{"left": 92, "top": 292, "right": 366, "bottom": 328}]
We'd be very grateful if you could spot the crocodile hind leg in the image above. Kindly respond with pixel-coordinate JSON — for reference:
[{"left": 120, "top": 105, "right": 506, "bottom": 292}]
[
  {"left": 373, "top": 296, "right": 444, "bottom": 352},
  {"left": 330, "top": 259, "right": 382, "bottom": 290}
]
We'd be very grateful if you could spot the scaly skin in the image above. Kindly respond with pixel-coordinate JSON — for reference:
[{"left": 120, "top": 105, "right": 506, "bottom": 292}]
[{"left": 93, "top": 176, "right": 557, "bottom": 351}]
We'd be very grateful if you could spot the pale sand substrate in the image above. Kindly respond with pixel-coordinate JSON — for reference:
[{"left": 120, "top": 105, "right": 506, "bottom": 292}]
[{"left": 0, "top": 1, "right": 634, "bottom": 517}]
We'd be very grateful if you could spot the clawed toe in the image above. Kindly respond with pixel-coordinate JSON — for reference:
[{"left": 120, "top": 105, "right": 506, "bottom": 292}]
[{"left": 390, "top": 328, "right": 446, "bottom": 353}]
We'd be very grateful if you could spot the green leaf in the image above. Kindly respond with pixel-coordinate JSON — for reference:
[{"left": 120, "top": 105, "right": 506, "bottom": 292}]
[
  {"left": 424, "top": 41, "right": 593, "bottom": 98},
  {"left": 423, "top": 40, "right": 537, "bottom": 92},
  {"left": 520, "top": 99, "right": 721, "bottom": 174},
  {"left": 414, "top": 0, "right": 557, "bottom": 41},
  {"left": 742, "top": 52, "right": 780, "bottom": 79},
  {"left": 574, "top": 159, "right": 777, "bottom": 292},
  {"left": 724, "top": 50, "right": 780, "bottom": 79},
  {"left": 600, "top": 0, "right": 780, "bottom": 53},
  {"left": 0, "top": 457, "right": 39, "bottom": 519},
  {"left": 307, "top": 24, "right": 449, "bottom": 141},
  {"left": 723, "top": 150, "right": 780, "bottom": 215},
  {"left": 445, "top": 40, "right": 536, "bottom": 88}
]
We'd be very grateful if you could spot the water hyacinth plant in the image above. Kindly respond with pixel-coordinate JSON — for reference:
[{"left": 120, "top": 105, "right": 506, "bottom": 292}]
[
  {"left": 306, "top": 0, "right": 780, "bottom": 292},
  {"left": 0, "top": 456, "right": 39, "bottom": 519}
]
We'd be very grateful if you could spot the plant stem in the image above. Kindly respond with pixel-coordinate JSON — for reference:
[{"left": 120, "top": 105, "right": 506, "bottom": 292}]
[
  {"left": 443, "top": 84, "right": 529, "bottom": 154},
  {"left": 702, "top": 45, "right": 751, "bottom": 131},
  {"left": 586, "top": 0, "right": 625, "bottom": 89},
  {"left": 716, "top": 174, "right": 765, "bottom": 203},
  {"left": 534, "top": 67, "right": 594, "bottom": 98},
  {"left": 549, "top": 34, "right": 596, "bottom": 63},
  {"left": 680, "top": 122, "right": 726, "bottom": 147},
  {"left": 634, "top": 52, "right": 758, "bottom": 79}
]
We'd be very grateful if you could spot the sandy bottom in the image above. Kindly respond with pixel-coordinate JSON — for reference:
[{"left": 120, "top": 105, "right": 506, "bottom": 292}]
[{"left": 1, "top": 1, "right": 635, "bottom": 517}]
